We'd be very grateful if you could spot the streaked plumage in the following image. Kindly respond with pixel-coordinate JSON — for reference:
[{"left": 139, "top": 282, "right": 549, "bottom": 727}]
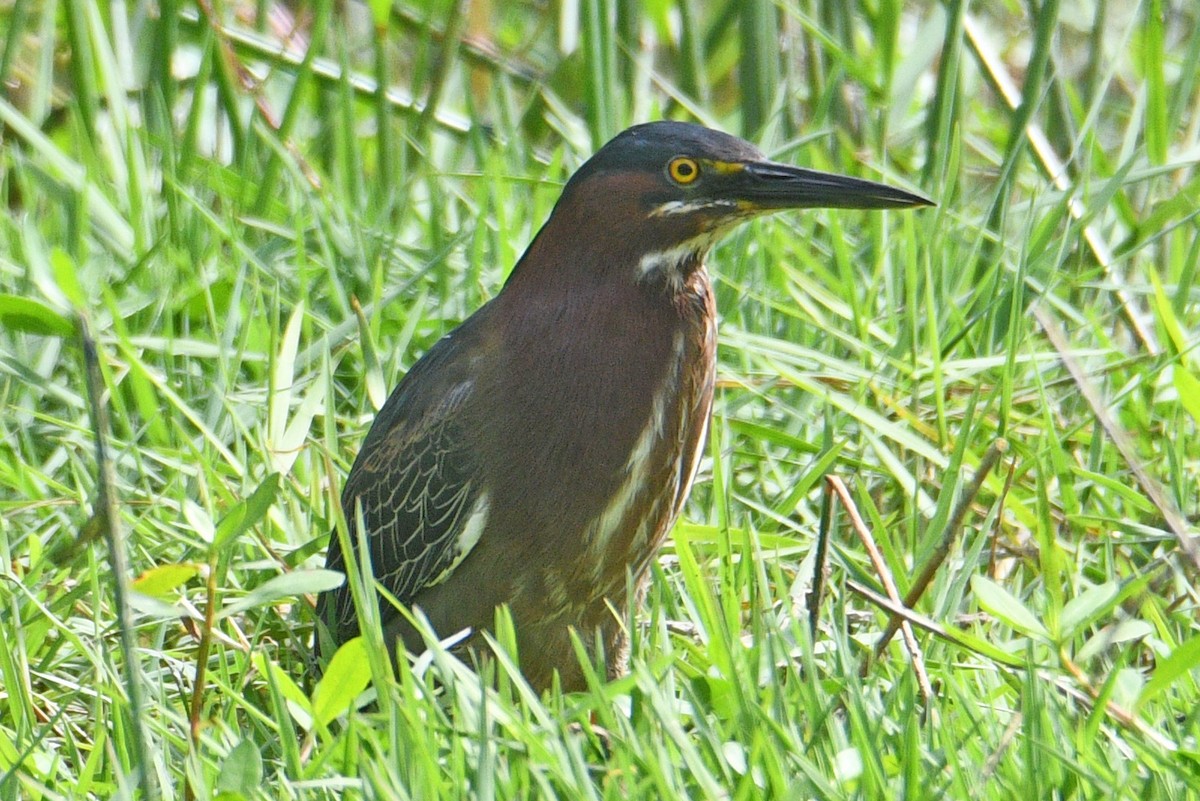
[{"left": 316, "top": 121, "right": 931, "bottom": 691}]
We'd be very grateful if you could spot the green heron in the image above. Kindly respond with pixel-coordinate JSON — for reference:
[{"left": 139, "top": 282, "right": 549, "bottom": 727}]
[{"left": 317, "top": 121, "right": 931, "bottom": 691}]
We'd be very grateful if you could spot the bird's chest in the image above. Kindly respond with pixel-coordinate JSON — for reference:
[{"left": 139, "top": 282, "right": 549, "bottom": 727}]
[
  {"left": 580, "top": 321, "right": 709, "bottom": 580},
  {"left": 479, "top": 272, "right": 716, "bottom": 562}
]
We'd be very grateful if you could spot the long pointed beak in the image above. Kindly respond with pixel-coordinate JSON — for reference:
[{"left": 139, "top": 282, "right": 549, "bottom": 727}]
[{"left": 736, "top": 160, "right": 934, "bottom": 211}]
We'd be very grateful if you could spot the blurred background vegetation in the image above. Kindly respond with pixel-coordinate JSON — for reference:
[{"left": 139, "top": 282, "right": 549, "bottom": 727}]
[{"left": 1, "top": 0, "right": 1199, "bottom": 798}]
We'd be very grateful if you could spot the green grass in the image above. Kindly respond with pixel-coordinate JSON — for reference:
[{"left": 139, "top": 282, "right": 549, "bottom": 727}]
[{"left": 2, "top": 0, "right": 1199, "bottom": 798}]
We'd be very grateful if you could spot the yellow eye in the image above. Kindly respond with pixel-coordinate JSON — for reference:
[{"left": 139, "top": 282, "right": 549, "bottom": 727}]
[{"left": 667, "top": 156, "right": 700, "bottom": 185}]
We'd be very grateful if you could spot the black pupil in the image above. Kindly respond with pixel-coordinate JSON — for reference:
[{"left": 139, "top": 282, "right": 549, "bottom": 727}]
[{"left": 676, "top": 161, "right": 693, "bottom": 177}]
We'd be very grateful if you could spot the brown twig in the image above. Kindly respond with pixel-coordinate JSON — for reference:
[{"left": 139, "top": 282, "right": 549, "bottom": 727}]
[
  {"left": 964, "top": 14, "right": 1158, "bottom": 354},
  {"left": 187, "top": 555, "right": 219, "bottom": 752},
  {"left": 874, "top": 439, "right": 1008, "bottom": 659},
  {"left": 1034, "top": 306, "right": 1200, "bottom": 573},
  {"left": 826, "top": 477, "right": 933, "bottom": 701},
  {"left": 845, "top": 581, "right": 954, "bottom": 643},
  {"left": 981, "top": 711, "right": 1023, "bottom": 780}
]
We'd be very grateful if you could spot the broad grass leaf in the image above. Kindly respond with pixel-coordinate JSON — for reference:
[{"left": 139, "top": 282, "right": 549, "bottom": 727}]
[
  {"left": 214, "top": 474, "right": 281, "bottom": 551},
  {"left": 0, "top": 294, "right": 74, "bottom": 337},
  {"left": 1138, "top": 633, "right": 1200, "bottom": 708},
  {"left": 971, "top": 575, "right": 1049, "bottom": 640},
  {"left": 312, "top": 637, "right": 372, "bottom": 727},
  {"left": 219, "top": 569, "right": 343, "bottom": 619},
  {"left": 215, "top": 739, "right": 263, "bottom": 798},
  {"left": 132, "top": 564, "right": 201, "bottom": 599},
  {"left": 1058, "top": 581, "right": 1120, "bottom": 639},
  {"left": 1173, "top": 366, "right": 1200, "bottom": 424}
]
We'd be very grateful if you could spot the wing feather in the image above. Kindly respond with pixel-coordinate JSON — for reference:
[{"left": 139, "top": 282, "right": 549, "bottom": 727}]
[{"left": 318, "top": 373, "right": 485, "bottom": 643}]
